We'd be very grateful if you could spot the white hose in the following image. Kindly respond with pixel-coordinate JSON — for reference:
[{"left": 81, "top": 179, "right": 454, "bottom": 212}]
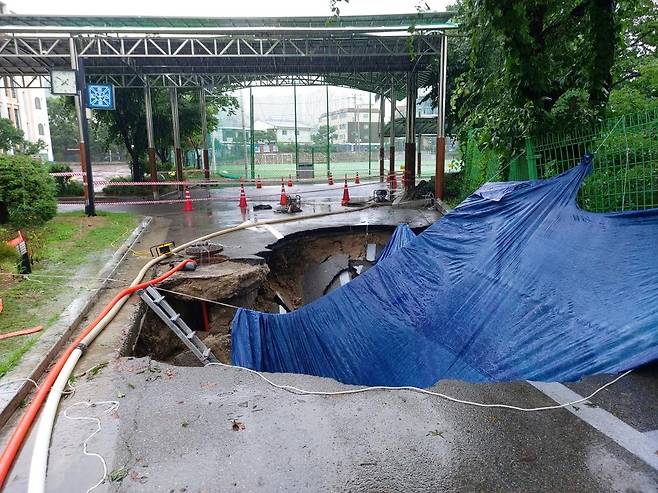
[{"left": 27, "top": 205, "right": 374, "bottom": 493}]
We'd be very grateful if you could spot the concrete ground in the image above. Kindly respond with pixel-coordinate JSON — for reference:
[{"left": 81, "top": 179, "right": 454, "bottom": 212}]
[{"left": 4, "top": 181, "right": 658, "bottom": 492}]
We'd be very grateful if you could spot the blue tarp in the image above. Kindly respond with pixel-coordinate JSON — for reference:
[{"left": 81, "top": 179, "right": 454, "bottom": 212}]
[
  {"left": 232, "top": 156, "right": 658, "bottom": 386},
  {"left": 376, "top": 223, "right": 416, "bottom": 262}
]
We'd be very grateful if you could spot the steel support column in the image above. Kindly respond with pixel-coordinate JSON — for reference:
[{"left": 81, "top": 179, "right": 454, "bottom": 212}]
[
  {"left": 378, "top": 92, "right": 385, "bottom": 182},
  {"left": 417, "top": 134, "right": 422, "bottom": 177},
  {"left": 326, "top": 85, "right": 331, "bottom": 176},
  {"left": 404, "top": 71, "right": 417, "bottom": 191},
  {"left": 293, "top": 83, "right": 299, "bottom": 170},
  {"left": 70, "top": 39, "right": 95, "bottom": 216},
  {"left": 249, "top": 87, "right": 255, "bottom": 179},
  {"left": 199, "top": 87, "right": 210, "bottom": 181},
  {"left": 435, "top": 34, "right": 448, "bottom": 201},
  {"left": 170, "top": 87, "right": 183, "bottom": 198},
  {"left": 145, "top": 85, "right": 158, "bottom": 200},
  {"left": 368, "top": 93, "right": 372, "bottom": 176},
  {"left": 389, "top": 80, "right": 395, "bottom": 182}
]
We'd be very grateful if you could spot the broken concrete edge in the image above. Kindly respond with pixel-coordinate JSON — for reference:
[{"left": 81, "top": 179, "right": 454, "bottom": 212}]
[{"left": 0, "top": 215, "right": 153, "bottom": 430}]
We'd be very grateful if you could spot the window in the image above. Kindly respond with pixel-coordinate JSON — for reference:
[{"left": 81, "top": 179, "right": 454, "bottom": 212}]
[
  {"left": 281, "top": 129, "right": 287, "bottom": 136},
  {"left": 34, "top": 97, "right": 41, "bottom": 110},
  {"left": 38, "top": 123, "right": 45, "bottom": 136},
  {"left": 13, "top": 108, "right": 20, "bottom": 128}
]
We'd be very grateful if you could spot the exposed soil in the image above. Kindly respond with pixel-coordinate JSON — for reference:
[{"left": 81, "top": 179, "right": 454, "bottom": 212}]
[{"left": 130, "top": 227, "right": 395, "bottom": 366}]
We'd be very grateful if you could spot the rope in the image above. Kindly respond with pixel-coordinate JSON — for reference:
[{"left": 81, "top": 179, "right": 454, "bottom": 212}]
[{"left": 62, "top": 401, "right": 119, "bottom": 493}]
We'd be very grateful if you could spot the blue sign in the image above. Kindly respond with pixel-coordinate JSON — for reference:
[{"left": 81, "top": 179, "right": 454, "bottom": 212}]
[{"left": 86, "top": 84, "right": 115, "bottom": 110}]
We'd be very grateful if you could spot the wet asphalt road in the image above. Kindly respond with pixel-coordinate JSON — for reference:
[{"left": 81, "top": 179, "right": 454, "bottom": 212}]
[{"left": 17, "top": 180, "right": 657, "bottom": 492}]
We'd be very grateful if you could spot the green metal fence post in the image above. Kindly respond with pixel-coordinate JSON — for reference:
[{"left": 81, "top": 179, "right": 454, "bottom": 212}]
[{"left": 525, "top": 137, "right": 538, "bottom": 180}]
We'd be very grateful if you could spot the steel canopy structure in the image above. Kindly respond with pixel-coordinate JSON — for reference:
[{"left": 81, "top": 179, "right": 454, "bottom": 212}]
[{"left": 0, "top": 12, "right": 456, "bottom": 213}]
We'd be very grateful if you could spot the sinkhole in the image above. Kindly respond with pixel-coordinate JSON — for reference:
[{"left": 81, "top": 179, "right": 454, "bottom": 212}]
[{"left": 126, "top": 226, "right": 407, "bottom": 366}]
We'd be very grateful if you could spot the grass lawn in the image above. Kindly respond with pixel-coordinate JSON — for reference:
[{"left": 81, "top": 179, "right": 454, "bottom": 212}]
[
  {"left": 0, "top": 211, "right": 138, "bottom": 377},
  {"left": 210, "top": 159, "right": 460, "bottom": 181}
]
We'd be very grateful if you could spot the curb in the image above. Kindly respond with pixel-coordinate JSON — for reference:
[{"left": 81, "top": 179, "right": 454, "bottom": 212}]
[{"left": 0, "top": 215, "right": 153, "bottom": 429}]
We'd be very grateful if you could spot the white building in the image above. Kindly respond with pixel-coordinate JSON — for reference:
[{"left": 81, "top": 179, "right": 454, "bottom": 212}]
[
  {"left": 0, "top": 2, "right": 53, "bottom": 161},
  {"left": 0, "top": 77, "right": 54, "bottom": 161},
  {"left": 319, "top": 104, "right": 380, "bottom": 145},
  {"left": 258, "top": 120, "right": 313, "bottom": 144}
]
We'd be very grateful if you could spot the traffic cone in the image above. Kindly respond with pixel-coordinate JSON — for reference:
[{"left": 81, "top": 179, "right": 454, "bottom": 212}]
[
  {"left": 328, "top": 172, "right": 334, "bottom": 186},
  {"left": 280, "top": 181, "right": 288, "bottom": 206},
  {"left": 355, "top": 172, "right": 360, "bottom": 184},
  {"left": 287, "top": 174, "right": 293, "bottom": 187},
  {"left": 183, "top": 187, "right": 193, "bottom": 212},
  {"left": 238, "top": 183, "right": 248, "bottom": 209},
  {"left": 341, "top": 175, "right": 350, "bottom": 206},
  {"left": 256, "top": 175, "right": 262, "bottom": 189}
]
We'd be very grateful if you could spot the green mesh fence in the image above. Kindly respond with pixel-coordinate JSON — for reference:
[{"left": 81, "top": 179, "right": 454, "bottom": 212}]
[
  {"left": 461, "top": 109, "right": 658, "bottom": 212},
  {"left": 534, "top": 109, "right": 658, "bottom": 212}
]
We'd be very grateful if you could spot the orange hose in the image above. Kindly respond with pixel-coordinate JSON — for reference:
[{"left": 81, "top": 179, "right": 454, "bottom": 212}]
[
  {"left": 0, "top": 259, "right": 194, "bottom": 488},
  {"left": 0, "top": 326, "right": 43, "bottom": 341}
]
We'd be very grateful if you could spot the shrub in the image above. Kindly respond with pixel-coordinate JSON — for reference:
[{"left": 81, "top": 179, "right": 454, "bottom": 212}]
[
  {"left": 102, "top": 177, "right": 173, "bottom": 196},
  {"left": 48, "top": 163, "right": 85, "bottom": 197},
  {"left": 0, "top": 155, "right": 57, "bottom": 227}
]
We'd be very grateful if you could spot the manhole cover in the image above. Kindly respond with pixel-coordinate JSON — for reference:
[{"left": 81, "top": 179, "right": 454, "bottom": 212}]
[{"left": 185, "top": 242, "right": 225, "bottom": 263}]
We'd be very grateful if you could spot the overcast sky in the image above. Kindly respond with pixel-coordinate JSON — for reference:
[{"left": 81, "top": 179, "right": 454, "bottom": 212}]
[{"left": 9, "top": 0, "right": 451, "bottom": 17}]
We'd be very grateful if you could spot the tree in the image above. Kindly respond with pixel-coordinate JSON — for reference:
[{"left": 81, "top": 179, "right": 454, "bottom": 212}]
[
  {"left": 448, "top": 0, "right": 622, "bottom": 160},
  {"left": 46, "top": 96, "right": 78, "bottom": 161},
  {"left": 93, "top": 88, "right": 237, "bottom": 179},
  {"left": 0, "top": 118, "right": 46, "bottom": 156},
  {"left": 608, "top": 0, "right": 658, "bottom": 114},
  {"left": 253, "top": 128, "right": 277, "bottom": 144},
  {"left": 312, "top": 125, "right": 337, "bottom": 147}
]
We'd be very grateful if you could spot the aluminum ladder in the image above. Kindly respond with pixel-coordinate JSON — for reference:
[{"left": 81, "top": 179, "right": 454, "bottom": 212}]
[{"left": 138, "top": 285, "right": 218, "bottom": 365}]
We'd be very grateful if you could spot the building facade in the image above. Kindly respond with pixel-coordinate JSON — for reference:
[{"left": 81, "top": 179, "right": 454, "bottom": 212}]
[
  {"left": 259, "top": 120, "right": 313, "bottom": 144},
  {"left": 319, "top": 104, "right": 380, "bottom": 145},
  {"left": 0, "top": 77, "right": 54, "bottom": 161}
]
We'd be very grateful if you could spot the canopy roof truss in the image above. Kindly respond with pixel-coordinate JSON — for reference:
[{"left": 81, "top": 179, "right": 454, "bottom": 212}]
[{"left": 0, "top": 13, "right": 456, "bottom": 96}]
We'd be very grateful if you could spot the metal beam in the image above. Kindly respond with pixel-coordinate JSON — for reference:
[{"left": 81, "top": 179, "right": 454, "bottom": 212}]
[
  {"left": 389, "top": 79, "right": 395, "bottom": 183},
  {"left": 435, "top": 34, "right": 448, "bottom": 201},
  {"left": 379, "top": 92, "right": 385, "bottom": 182},
  {"left": 170, "top": 87, "right": 183, "bottom": 198},
  {"left": 144, "top": 84, "right": 159, "bottom": 200},
  {"left": 200, "top": 87, "right": 210, "bottom": 181},
  {"left": 70, "top": 38, "right": 95, "bottom": 216},
  {"left": 326, "top": 84, "right": 331, "bottom": 176},
  {"left": 404, "top": 71, "right": 417, "bottom": 191}
]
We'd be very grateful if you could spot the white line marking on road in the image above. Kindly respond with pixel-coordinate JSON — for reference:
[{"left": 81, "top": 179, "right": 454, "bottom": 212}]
[
  {"left": 529, "top": 381, "right": 658, "bottom": 470},
  {"left": 262, "top": 224, "right": 284, "bottom": 240},
  {"left": 644, "top": 430, "right": 658, "bottom": 449}
]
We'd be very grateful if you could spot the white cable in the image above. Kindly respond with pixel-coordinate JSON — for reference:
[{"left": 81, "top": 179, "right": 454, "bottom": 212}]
[
  {"left": 0, "top": 378, "right": 39, "bottom": 392},
  {"left": 28, "top": 204, "right": 375, "bottom": 493},
  {"left": 154, "top": 287, "right": 242, "bottom": 310},
  {"left": 205, "top": 362, "right": 632, "bottom": 413},
  {"left": 62, "top": 401, "right": 119, "bottom": 493}
]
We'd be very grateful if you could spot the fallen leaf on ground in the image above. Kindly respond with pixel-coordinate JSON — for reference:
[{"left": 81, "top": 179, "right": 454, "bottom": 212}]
[{"left": 232, "top": 419, "right": 245, "bottom": 431}]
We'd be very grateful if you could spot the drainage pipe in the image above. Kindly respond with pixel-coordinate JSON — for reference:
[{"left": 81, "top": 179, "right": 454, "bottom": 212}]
[{"left": 15, "top": 204, "right": 376, "bottom": 492}]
